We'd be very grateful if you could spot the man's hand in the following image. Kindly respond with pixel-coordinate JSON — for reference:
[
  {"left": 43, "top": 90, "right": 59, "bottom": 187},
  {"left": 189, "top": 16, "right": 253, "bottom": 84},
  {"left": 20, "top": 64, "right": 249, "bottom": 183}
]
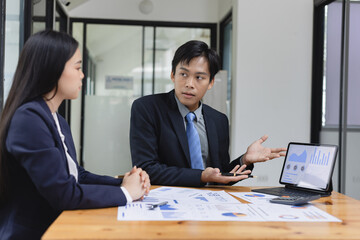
[
  {"left": 242, "top": 135, "right": 287, "bottom": 166},
  {"left": 201, "top": 164, "right": 251, "bottom": 184}
]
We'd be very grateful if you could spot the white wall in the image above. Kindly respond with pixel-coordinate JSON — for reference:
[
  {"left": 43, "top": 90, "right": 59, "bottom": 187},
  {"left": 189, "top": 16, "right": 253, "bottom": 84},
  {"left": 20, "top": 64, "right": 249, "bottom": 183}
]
[
  {"left": 231, "top": 0, "right": 314, "bottom": 186},
  {"left": 217, "top": 0, "right": 233, "bottom": 20}
]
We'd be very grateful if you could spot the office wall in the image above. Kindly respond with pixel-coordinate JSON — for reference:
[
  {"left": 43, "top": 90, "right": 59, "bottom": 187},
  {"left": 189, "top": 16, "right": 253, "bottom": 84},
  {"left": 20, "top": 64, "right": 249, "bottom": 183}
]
[
  {"left": 69, "top": 0, "right": 219, "bottom": 22},
  {"left": 68, "top": 0, "right": 314, "bottom": 186},
  {"left": 68, "top": 0, "right": 222, "bottom": 174},
  {"left": 231, "top": 0, "right": 313, "bottom": 186},
  {"left": 218, "top": 0, "right": 233, "bottom": 21}
]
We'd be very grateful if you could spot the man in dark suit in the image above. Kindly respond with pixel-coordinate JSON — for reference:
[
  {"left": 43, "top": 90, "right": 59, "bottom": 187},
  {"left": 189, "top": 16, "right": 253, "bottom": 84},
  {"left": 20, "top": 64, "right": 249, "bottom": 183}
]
[{"left": 130, "top": 40, "right": 286, "bottom": 187}]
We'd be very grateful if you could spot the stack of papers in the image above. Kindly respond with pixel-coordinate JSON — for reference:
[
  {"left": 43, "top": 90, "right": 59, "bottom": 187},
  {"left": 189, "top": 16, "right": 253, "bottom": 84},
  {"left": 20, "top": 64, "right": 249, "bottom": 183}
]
[{"left": 117, "top": 187, "right": 341, "bottom": 222}]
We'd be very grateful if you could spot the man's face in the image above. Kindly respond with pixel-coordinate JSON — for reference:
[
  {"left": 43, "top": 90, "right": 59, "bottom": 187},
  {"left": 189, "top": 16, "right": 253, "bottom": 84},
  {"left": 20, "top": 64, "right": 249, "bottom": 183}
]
[{"left": 171, "top": 56, "right": 214, "bottom": 112}]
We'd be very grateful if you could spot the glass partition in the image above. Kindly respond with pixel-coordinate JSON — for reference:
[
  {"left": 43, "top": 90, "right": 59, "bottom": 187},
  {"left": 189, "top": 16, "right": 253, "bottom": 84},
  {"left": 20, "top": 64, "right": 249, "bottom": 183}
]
[
  {"left": 343, "top": 1, "right": 360, "bottom": 199},
  {"left": 154, "top": 27, "right": 211, "bottom": 94},
  {"left": 33, "top": 0, "right": 46, "bottom": 33},
  {"left": 70, "top": 22, "right": 84, "bottom": 164},
  {"left": 143, "top": 26, "right": 154, "bottom": 96},
  {"left": 82, "top": 24, "right": 143, "bottom": 175},
  {"left": 75, "top": 22, "right": 213, "bottom": 176},
  {"left": 319, "top": 0, "right": 360, "bottom": 199},
  {"left": 3, "top": 0, "right": 22, "bottom": 103},
  {"left": 320, "top": 2, "right": 342, "bottom": 192}
]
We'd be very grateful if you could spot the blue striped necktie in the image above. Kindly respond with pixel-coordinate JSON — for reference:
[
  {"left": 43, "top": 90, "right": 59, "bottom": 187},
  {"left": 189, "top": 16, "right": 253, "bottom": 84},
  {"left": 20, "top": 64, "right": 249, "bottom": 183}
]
[{"left": 185, "top": 112, "right": 204, "bottom": 170}]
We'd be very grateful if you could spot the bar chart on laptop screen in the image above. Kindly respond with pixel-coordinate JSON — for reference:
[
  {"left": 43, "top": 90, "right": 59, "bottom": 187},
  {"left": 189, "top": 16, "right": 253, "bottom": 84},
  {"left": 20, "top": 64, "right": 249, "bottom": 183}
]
[
  {"left": 281, "top": 145, "right": 336, "bottom": 190},
  {"left": 310, "top": 148, "right": 331, "bottom": 166}
]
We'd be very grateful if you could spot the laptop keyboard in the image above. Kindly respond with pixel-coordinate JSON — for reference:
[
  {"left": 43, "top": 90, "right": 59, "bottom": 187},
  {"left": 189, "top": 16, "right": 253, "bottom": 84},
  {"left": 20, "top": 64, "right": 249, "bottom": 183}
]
[{"left": 252, "top": 187, "right": 320, "bottom": 197}]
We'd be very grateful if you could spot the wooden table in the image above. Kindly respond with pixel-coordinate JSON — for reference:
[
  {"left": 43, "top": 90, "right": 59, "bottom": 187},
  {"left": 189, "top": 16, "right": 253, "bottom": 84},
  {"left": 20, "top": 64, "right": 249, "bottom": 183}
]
[{"left": 42, "top": 186, "right": 360, "bottom": 239}]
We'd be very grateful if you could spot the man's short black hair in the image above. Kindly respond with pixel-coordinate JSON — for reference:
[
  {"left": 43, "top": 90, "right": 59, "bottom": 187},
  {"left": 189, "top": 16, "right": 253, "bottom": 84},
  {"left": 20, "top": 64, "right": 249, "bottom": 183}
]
[{"left": 171, "top": 40, "right": 220, "bottom": 82}]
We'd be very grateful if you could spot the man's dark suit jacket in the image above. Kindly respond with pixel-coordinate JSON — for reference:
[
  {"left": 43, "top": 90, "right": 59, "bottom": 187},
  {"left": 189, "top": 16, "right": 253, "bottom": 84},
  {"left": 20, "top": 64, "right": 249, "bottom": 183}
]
[
  {"left": 130, "top": 90, "right": 253, "bottom": 187},
  {"left": 0, "top": 98, "right": 126, "bottom": 240}
]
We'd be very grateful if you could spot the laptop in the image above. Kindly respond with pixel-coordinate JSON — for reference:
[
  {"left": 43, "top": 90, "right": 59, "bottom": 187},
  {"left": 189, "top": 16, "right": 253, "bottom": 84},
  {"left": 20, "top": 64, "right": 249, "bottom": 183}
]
[{"left": 252, "top": 142, "right": 338, "bottom": 197}]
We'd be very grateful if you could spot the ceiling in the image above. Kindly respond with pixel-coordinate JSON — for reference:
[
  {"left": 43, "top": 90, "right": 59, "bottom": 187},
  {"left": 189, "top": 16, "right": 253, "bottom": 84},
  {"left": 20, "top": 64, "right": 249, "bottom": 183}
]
[{"left": 59, "top": 0, "right": 89, "bottom": 11}]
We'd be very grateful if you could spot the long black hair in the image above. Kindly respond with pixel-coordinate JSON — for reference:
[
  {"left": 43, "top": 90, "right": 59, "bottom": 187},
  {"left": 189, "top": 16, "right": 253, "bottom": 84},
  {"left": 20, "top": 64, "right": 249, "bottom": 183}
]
[{"left": 0, "top": 30, "right": 79, "bottom": 201}]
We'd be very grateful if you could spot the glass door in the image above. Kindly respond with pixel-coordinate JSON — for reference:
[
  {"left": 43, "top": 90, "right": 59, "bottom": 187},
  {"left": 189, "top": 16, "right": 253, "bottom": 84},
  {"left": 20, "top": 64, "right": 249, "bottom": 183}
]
[
  {"left": 75, "top": 23, "right": 213, "bottom": 176},
  {"left": 319, "top": 0, "right": 360, "bottom": 199},
  {"left": 153, "top": 27, "right": 211, "bottom": 94},
  {"left": 82, "top": 24, "right": 143, "bottom": 176},
  {"left": 320, "top": 1, "right": 342, "bottom": 193},
  {"left": 3, "top": 0, "right": 22, "bottom": 104}
]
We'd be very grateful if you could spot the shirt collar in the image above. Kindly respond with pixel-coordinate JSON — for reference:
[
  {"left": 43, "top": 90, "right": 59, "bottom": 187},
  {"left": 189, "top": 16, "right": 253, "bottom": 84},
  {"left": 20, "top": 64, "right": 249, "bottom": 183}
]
[{"left": 174, "top": 93, "right": 203, "bottom": 122}]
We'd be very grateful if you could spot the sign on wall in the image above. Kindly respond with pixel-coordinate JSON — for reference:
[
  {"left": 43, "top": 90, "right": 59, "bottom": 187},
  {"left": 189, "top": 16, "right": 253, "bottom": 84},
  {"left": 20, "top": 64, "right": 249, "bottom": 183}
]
[{"left": 105, "top": 76, "right": 133, "bottom": 90}]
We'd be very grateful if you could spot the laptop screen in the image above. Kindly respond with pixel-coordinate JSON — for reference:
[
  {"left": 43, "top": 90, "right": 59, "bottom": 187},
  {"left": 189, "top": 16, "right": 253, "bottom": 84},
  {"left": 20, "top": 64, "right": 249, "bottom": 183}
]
[{"left": 280, "top": 142, "right": 338, "bottom": 191}]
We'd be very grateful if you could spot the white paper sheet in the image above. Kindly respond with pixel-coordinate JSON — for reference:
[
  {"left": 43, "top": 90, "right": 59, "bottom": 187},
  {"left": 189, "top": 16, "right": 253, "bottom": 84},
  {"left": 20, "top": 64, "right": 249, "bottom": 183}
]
[
  {"left": 228, "top": 192, "right": 277, "bottom": 204},
  {"left": 144, "top": 187, "right": 240, "bottom": 204},
  {"left": 118, "top": 202, "right": 264, "bottom": 221},
  {"left": 247, "top": 203, "right": 341, "bottom": 222},
  {"left": 117, "top": 187, "right": 341, "bottom": 222}
]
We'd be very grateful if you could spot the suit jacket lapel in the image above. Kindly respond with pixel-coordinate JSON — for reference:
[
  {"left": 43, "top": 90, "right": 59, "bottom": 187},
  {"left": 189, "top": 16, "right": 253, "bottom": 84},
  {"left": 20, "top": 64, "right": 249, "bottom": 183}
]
[
  {"left": 167, "top": 91, "right": 192, "bottom": 166},
  {"left": 38, "top": 98, "right": 70, "bottom": 164},
  {"left": 203, "top": 107, "right": 220, "bottom": 168}
]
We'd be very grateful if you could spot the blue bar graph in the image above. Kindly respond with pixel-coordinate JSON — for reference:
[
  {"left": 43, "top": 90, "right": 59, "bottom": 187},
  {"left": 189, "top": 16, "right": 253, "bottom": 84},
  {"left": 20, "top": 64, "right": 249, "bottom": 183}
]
[{"left": 310, "top": 148, "right": 330, "bottom": 166}]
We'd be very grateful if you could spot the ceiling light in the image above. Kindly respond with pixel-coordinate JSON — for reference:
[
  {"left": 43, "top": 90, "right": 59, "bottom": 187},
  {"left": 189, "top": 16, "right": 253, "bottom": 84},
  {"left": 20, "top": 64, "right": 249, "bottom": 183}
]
[{"left": 139, "top": 0, "right": 153, "bottom": 15}]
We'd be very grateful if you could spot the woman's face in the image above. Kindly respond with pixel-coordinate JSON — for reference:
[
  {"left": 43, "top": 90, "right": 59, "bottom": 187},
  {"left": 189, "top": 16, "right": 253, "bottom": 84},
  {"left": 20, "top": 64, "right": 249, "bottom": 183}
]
[{"left": 57, "top": 48, "right": 84, "bottom": 100}]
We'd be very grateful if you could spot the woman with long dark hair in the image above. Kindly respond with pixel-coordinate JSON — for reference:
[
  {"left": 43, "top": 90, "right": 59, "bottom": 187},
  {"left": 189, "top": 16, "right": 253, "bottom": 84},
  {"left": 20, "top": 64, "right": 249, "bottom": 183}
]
[{"left": 0, "top": 30, "right": 150, "bottom": 239}]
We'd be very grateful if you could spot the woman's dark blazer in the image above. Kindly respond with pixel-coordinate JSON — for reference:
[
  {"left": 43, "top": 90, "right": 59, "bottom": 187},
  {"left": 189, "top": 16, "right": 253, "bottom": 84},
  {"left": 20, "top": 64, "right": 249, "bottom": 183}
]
[{"left": 0, "top": 98, "right": 126, "bottom": 240}]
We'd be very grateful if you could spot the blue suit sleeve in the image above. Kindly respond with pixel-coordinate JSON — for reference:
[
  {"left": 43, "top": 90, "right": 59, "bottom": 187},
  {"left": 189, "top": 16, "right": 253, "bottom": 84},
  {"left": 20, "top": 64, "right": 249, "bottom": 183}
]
[
  {"left": 6, "top": 107, "right": 127, "bottom": 210},
  {"left": 78, "top": 165, "right": 123, "bottom": 185}
]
